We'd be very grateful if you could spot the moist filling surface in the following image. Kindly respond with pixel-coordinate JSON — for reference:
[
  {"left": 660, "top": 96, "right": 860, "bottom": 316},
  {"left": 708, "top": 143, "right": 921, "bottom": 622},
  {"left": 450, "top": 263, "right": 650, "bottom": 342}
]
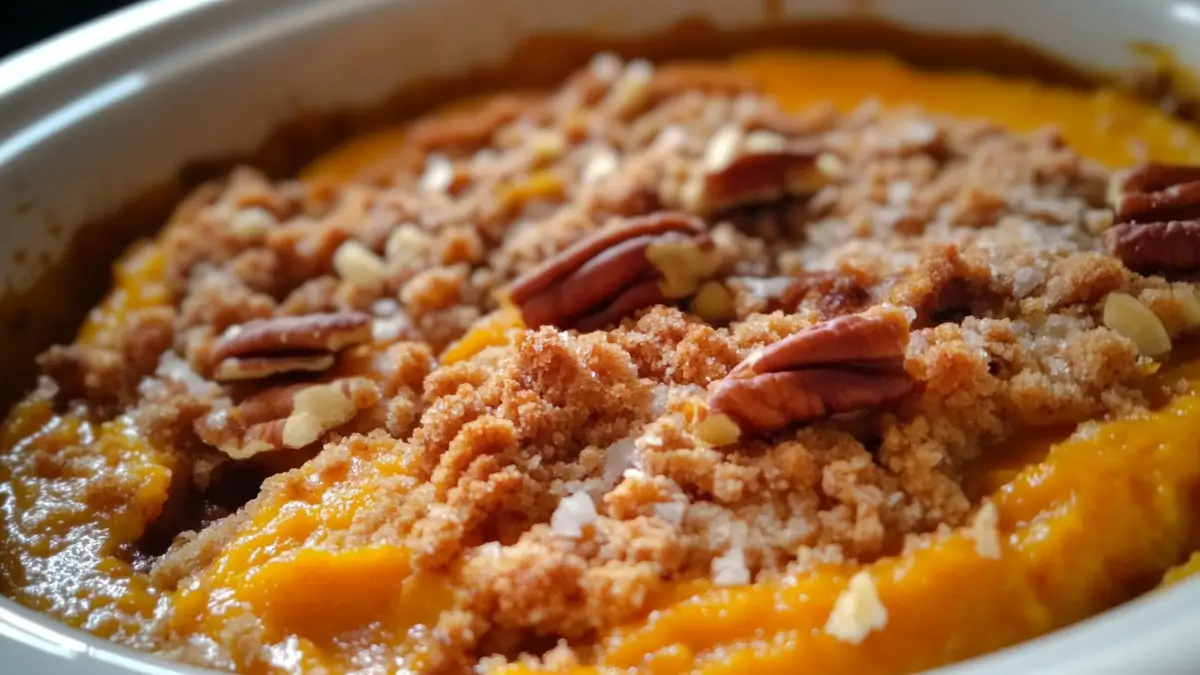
[{"left": 2, "top": 50, "right": 1200, "bottom": 675}]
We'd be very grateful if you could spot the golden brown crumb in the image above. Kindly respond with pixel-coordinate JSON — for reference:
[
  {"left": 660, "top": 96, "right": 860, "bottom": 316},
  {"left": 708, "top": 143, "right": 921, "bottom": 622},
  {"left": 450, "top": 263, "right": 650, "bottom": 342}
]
[{"left": 11, "top": 53, "right": 1200, "bottom": 674}]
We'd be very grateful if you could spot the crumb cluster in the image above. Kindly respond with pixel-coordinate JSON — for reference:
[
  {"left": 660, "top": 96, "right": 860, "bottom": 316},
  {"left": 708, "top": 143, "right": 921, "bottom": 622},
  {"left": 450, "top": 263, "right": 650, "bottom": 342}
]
[{"left": 11, "top": 53, "right": 1200, "bottom": 672}]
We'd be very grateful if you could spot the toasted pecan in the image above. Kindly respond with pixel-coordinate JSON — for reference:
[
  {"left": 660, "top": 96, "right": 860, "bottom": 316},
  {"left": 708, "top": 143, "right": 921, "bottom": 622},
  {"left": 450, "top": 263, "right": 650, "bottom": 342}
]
[
  {"left": 684, "top": 137, "right": 827, "bottom": 214},
  {"left": 1104, "top": 220, "right": 1200, "bottom": 275},
  {"left": 1106, "top": 162, "right": 1200, "bottom": 273},
  {"left": 710, "top": 309, "right": 913, "bottom": 433},
  {"left": 506, "top": 212, "right": 715, "bottom": 330},
  {"left": 211, "top": 311, "right": 372, "bottom": 382},
  {"left": 212, "top": 355, "right": 336, "bottom": 382},
  {"left": 196, "top": 377, "right": 378, "bottom": 459}
]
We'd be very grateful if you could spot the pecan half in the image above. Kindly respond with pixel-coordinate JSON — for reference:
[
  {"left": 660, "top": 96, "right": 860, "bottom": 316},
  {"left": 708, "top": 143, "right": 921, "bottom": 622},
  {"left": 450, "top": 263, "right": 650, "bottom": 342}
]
[
  {"left": 710, "top": 309, "right": 913, "bottom": 433},
  {"left": 506, "top": 212, "right": 717, "bottom": 330},
  {"left": 1105, "top": 220, "right": 1200, "bottom": 275},
  {"left": 683, "top": 133, "right": 826, "bottom": 214},
  {"left": 211, "top": 311, "right": 372, "bottom": 381},
  {"left": 1106, "top": 162, "right": 1200, "bottom": 274},
  {"left": 196, "top": 377, "right": 379, "bottom": 459}
]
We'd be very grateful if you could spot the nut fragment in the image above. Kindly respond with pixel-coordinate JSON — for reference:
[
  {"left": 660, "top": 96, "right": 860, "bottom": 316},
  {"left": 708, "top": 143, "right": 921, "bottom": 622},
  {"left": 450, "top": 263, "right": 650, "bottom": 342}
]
[
  {"left": 1102, "top": 292, "right": 1172, "bottom": 358},
  {"left": 506, "top": 212, "right": 715, "bottom": 330},
  {"left": 228, "top": 207, "right": 276, "bottom": 239},
  {"left": 1106, "top": 162, "right": 1200, "bottom": 274},
  {"left": 197, "top": 377, "right": 378, "bottom": 459},
  {"left": 605, "top": 59, "right": 654, "bottom": 116},
  {"left": 527, "top": 129, "right": 567, "bottom": 162},
  {"left": 710, "top": 308, "right": 913, "bottom": 433},
  {"left": 1172, "top": 284, "right": 1200, "bottom": 327},
  {"left": 689, "top": 280, "right": 736, "bottom": 323},
  {"left": 211, "top": 312, "right": 372, "bottom": 382},
  {"left": 333, "top": 240, "right": 387, "bottom": 287},
  {"left": 385, "top": 223, "right": 434, "bottom": 264},
  {"left": 685, "top": 138, "right": 827, "bottom": 214},
  {"left": 281, "top": 381, "right": 361, "bottom": 449},
  {"left": 703, "top": 125, "right": 744, "bottom": 171},
  {"left": 694, "top": 413, "right": 741, "bottom": 447}
]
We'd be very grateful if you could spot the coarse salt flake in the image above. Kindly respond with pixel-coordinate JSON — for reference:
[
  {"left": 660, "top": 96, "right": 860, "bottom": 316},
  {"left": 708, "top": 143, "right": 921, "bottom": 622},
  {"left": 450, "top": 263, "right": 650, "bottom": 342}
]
[
  {"left": 653, "top": 501, "right": 686, "bottom": 526},
  {"left": 550, "top": 492, "right": 598, "bottom": 539},
  {"left": 420, "top": 154, "right": 455, "bottom": 193},
  {"left": 582, "top": 147, "right": 620, "bottom": 185},
  {"left": 1011, "top": 267, "right": 1045, "bottom": 299},
  {"left": 602, "top": 436, "right": 637, "bottom": 486},
  {"left": 711, "top": 546, "right": 750, "bottom": 587}
]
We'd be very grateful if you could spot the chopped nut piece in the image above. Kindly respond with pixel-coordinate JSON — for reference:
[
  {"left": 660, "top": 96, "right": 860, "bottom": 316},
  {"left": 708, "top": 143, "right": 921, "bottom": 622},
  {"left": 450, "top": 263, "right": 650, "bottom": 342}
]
[
  {"left": 743, "top": 129, "right": 787, "bottom": 153},
  {"left": 824, "top": 571, "right": 888, "bottom": 645},
  {"left": 605, "top": 59, "right": 654, "bottom": 115},
  {"left": 333, "top": 240, "right": 387, "bottom": 287},
  {"left": 703, "top": 125, "right": 744, "bottom": 172},
  {"left": 385, "top": 224, "right": 433, "bottom": 264},
  {"left": 645, "top": 238, "right": 721, "bottom": 299},
  {"left": 710, "top": 308, "right": 913, "bottom": 432},
  {"left": 527, "top": 129, "right": 567, "bottom": 162},
  {"left": 678, "top": 175, "right": 706, "bottom": 213},
  {"left": 1172, "top": 284, "right": 1200, "bottom": 327},
  {"left": 198, "top": 377, "right": 378, "bottom": 459},
  {"left": 690, "top": 280, "right": 736, "bottom": 323},
  {"left": 211, "top": 312, "right": 372, "bottom": 381},
  {"left": 815, "top": 152, "right": 847, "bottom": 179},
  {"left": 1102, "top": 292, "right": 1172, "bottom": 357},
  {"left": 582, "top": 146, "right": 620, "bottom": 185},
  {"left": 688, "top": 139, "right": 826, "bottom": 214},
  {"left": 506, "top": 212, "right": 713, "bottom": 330},
  {"left": 1083, "top": 209, "right": 1114, "bottom": 235},
  {"left": 281, "top": 381, "right": 359, "bottom": 448},
  {"left": 694, "top": 413, "right": 741, "bottom": 447},
  {"left": 228, "top": 207, "right": 275, "bottom": 238}
]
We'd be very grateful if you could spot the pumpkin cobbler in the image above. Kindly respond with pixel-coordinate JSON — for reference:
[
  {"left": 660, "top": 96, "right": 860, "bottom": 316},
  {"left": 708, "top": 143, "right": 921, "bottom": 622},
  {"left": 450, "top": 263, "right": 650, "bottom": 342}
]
[{"left": 2, "top": 50, "right": 1200, "bottom": 675}]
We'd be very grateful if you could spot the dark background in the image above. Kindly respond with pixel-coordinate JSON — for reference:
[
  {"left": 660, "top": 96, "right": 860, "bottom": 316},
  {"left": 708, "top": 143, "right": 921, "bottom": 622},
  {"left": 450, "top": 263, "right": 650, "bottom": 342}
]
[{"left": 1, "top": 0, "right": 134, "bottom": 57}]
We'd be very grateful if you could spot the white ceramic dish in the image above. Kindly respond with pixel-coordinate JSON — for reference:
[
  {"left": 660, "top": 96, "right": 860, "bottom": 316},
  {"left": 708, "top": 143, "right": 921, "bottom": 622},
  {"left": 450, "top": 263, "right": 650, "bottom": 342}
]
[{"left": 1, "top": 0, "right": 1199, "bottom": 672}]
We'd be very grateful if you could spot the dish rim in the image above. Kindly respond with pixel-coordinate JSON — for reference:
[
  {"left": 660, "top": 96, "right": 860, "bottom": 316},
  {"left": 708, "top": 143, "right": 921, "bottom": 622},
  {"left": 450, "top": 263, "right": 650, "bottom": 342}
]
[{"left": 0, "top": 1, "right": 1198, "bottom": 674}]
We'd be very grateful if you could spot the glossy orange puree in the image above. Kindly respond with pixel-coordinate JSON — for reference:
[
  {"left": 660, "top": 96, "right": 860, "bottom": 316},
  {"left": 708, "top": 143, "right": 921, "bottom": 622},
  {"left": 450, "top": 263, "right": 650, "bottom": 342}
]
[{"left": 2, "top": 50, "right": 1199, "bottom": 673}]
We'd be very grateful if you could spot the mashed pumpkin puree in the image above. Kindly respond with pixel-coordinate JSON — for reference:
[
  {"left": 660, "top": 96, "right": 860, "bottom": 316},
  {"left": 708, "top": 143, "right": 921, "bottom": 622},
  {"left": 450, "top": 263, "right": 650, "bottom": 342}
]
[{"left": 1, "top": 50, "right": 1199, "bottom": 674}]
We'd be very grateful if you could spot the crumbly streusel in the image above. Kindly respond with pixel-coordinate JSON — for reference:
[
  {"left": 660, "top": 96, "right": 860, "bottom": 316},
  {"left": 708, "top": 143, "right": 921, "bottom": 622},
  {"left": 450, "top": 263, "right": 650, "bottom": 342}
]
[{"left": 15, "top": 53, "right": 1200, "bottom": 671}]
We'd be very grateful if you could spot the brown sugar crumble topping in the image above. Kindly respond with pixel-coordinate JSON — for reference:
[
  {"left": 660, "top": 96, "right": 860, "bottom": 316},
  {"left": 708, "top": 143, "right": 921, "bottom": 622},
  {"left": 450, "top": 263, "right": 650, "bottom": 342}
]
[{"left": 14, "top": 53, "right": 1200, "bottom": 671}]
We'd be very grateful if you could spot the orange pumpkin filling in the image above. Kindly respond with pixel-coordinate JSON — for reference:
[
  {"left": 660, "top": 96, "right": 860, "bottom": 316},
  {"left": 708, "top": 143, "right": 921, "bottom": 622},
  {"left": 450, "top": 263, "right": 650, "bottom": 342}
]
[{"left": 2, "top": 49, "right": 1200, "bottom": 675}]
